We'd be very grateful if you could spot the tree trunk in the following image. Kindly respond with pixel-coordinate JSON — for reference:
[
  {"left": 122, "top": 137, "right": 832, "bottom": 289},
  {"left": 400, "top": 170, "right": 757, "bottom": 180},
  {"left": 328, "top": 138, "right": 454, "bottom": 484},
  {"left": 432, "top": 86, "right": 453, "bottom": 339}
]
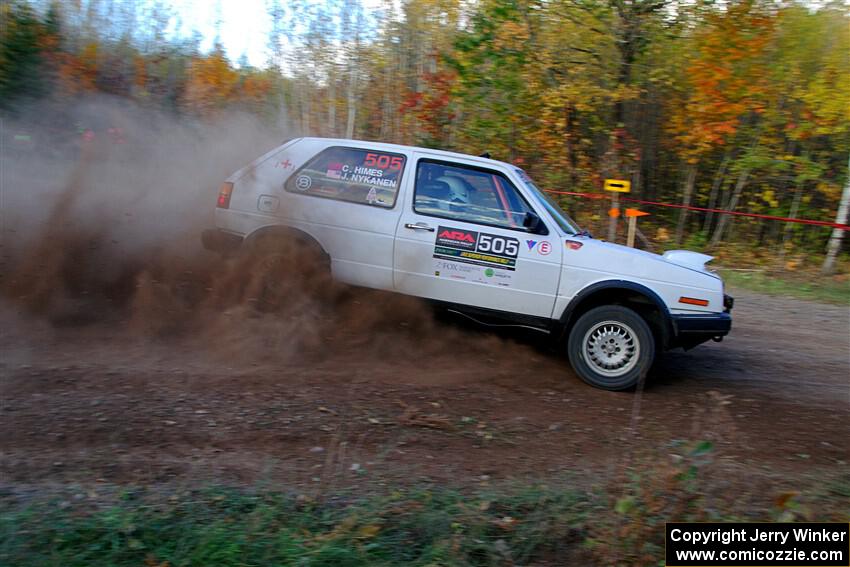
[
  {"left": 345, "top": 66, "right": 357, "bottom": 139},
  {"left": 565, "top": 103, "right": 577, "bottom": 187},
  {"left": 703, "top": 152, "right": 731, "bottom": 233},
  {"left": 300, "top": 79, "right": 310, "bottom": 134},
  {"left": 709, "top": 167, "right": 750, "bottom": 249},
  {"left": 328, "top": 69, "right": 336, "bottom": 136},
  {"left": 779, "top": 181, "right": 804, "bottom": 263},
  {"left": 821, "top": 155, "right": 850, "bottom": 274},
  {"left": 675, "top": 163, "right": 697, "bottom": 245}
]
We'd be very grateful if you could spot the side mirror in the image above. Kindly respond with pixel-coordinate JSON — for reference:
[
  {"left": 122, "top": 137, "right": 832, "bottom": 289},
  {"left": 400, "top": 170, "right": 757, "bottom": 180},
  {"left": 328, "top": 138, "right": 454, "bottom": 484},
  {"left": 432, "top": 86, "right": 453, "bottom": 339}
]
[{"left": 523, "top": 211, "right": 544, "bottom": 234}]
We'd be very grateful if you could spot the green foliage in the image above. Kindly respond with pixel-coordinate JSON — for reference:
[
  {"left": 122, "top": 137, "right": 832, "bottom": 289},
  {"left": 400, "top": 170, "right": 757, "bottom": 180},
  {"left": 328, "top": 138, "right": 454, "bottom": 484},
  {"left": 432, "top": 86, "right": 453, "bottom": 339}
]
[
  {"left": 1, "top": 486, "right": 590, "bottom": 566},
  {"left": 0, "top": 1, "right": 50, "bottom": 107},
  {"left": 5, "top": 459, "right": 846, "bottom": 567}
]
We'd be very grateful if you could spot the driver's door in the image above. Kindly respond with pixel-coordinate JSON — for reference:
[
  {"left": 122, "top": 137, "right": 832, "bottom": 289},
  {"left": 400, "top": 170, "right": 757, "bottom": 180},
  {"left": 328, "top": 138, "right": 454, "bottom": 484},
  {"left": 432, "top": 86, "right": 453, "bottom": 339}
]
[{"left": 393, "top": 155, "right": 562, "bottom": 319}]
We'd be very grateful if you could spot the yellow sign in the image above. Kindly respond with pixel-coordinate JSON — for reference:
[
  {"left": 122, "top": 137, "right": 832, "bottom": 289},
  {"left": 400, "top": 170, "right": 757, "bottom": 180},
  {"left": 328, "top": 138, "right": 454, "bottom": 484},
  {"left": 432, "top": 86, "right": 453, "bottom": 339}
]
[{"left": 604, "top": 179, "right": 631, "bottom": 193}]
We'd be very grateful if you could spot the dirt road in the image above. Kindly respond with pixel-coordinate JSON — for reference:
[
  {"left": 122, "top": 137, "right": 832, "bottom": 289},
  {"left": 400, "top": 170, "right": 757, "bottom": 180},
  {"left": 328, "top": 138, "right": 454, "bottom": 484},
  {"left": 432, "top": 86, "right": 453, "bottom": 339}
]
[
  {"left": 2, "top": 284, "right": 847, "bottom": 499},
  {"left": 0, "top": 125, "right": 847, "bottom": 502}
]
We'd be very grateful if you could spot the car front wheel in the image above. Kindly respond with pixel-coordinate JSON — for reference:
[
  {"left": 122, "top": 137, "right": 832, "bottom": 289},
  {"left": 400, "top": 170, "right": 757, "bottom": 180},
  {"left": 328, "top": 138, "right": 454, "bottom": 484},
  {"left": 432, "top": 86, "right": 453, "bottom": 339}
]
[{"left": 567, "top": 305, "right": 655, "bottom": 390}]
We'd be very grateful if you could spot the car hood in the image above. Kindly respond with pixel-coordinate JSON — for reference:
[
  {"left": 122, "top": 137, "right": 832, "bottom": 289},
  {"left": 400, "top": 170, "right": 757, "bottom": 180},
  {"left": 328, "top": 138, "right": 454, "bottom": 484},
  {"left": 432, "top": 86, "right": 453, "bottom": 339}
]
[
  {"left": 570, "top": 238, "right": 720, "bottom": 279},
  {"left": 661, "top": 250, "right": 715, "bottom": 272}
]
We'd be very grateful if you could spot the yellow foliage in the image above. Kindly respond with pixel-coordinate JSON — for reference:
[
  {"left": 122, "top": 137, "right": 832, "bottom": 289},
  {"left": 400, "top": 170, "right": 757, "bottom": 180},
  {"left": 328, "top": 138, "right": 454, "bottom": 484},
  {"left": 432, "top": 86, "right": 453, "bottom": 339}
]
[{"left": 357, "top": 524, "right": 381, "bottom": 539}]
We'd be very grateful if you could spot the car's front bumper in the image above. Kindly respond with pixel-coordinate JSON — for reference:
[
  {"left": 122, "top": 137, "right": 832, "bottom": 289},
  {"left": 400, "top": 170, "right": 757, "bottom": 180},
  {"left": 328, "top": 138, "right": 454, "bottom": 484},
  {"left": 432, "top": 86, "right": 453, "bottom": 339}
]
[
  {"left": 672, "top": 312, "right": 732, "bottom": 335},
  {"left": 669, "top": 295, "right": 733, "bottom": 349}
]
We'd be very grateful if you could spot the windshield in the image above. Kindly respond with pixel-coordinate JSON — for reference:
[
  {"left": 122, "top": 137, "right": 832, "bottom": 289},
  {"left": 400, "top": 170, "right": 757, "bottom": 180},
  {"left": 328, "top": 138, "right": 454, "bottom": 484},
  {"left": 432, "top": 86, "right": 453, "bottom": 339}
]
[{"left": 514, "top": 169, "right": 583, "bottom": 235}]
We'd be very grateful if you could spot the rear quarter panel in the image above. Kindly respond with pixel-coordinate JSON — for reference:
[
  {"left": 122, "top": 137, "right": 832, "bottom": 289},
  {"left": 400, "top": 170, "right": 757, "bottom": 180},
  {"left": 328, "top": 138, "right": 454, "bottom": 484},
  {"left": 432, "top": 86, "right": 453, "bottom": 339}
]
[{"left": 218, "top": 138, "right": 412, "bottom": 291}]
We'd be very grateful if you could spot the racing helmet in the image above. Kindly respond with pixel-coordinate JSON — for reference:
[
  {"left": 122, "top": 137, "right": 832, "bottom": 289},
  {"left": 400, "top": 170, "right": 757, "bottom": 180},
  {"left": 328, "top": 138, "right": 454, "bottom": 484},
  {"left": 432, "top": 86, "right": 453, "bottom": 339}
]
[{"left": 435, "top": 175, "right": 471, "bottom": 203}]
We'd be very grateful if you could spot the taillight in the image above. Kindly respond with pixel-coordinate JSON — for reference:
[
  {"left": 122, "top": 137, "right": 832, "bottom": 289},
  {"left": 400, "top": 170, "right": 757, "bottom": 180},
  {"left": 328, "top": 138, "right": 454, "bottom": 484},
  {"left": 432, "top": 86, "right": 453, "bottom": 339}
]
[{"left": 217, "top": 182, "right": 234, "bottom": 208}]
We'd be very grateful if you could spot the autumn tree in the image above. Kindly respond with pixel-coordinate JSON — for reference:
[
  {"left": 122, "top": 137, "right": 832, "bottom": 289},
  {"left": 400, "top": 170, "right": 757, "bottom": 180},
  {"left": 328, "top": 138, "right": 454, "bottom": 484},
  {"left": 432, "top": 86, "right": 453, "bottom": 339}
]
[{"left": 666, "top": 0, "right": 776, "bottom": 245}]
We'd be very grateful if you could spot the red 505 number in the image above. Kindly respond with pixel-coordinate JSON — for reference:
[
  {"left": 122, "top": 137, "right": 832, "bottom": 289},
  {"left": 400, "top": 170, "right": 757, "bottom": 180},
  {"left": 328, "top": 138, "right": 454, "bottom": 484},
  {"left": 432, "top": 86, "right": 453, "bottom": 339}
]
[{"left": 364, "top": 153, "right": 404, "bottom": 171}]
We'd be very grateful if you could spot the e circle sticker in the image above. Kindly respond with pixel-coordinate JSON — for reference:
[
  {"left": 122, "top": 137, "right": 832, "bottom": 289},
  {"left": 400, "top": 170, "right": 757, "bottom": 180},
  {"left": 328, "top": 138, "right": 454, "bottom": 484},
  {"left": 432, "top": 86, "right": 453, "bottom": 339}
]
[
  {"left": 538, "top": 241, "right": 551, "bottom": 255},
  {"left": 295, "top": 175, "right": 312, "bottom": 191}
]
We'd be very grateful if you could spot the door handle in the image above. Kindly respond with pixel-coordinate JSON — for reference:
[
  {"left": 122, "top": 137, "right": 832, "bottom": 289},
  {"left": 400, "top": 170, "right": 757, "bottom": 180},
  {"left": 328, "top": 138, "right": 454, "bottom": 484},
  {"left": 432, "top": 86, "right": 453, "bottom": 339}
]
[{"left": 404, "top": 222, "right": 435, "bottom": 232}]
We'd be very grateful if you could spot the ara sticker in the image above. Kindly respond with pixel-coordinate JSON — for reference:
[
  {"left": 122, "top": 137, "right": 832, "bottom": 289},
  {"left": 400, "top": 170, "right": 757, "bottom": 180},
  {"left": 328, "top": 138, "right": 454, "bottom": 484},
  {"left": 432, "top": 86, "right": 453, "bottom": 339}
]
[
  {"left": 526, "top": 240, "right": 537, "bottom": 251},
  {"left": 565, "top": 240, "right": 583, "bottom": 250},
  {"left": 434, "top": 226, "right": 519, "bottom": 271}
]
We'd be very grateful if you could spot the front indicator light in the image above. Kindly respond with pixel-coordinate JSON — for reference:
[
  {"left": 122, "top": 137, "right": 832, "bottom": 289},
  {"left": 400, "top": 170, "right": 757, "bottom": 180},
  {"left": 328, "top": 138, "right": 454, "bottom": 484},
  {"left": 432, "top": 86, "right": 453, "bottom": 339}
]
[
  {"left": 679, "top": 296, "right": 709, "bottom": 307},
  {"left": 217, "top": 182, "right": 234, "bottom": 208}
]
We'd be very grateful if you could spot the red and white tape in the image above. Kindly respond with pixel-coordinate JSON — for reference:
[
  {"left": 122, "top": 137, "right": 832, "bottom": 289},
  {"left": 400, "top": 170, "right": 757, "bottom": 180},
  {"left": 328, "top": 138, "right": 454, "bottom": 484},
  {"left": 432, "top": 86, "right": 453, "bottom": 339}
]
[{"left": 544, "top": 189, "right": 850, "bottom": 231}]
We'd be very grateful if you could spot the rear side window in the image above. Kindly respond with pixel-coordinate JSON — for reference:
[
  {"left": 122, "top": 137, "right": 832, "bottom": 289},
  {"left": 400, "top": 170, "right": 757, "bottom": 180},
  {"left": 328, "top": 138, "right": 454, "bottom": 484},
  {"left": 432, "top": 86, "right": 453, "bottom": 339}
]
[
  {"left": 285, "top": 146, "right": 406, "bottom": 208},
  {"left": 414, "top": 160, "right": 536, "bottom": 230}
]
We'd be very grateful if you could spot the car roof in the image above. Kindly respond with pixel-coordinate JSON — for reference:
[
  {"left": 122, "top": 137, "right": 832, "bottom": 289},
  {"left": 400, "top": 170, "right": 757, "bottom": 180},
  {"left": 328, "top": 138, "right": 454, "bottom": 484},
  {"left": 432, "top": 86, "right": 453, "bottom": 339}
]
[{"left": 297, "top": 137, "right": 516, "bottom": 171}]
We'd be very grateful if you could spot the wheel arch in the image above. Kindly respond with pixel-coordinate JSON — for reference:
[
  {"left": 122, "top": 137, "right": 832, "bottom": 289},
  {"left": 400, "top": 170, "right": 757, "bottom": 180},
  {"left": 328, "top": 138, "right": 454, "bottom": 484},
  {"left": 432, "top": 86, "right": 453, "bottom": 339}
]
[
  {"left": 243, "top": 224, "right": 330, "bottom": 262},
  {"left": 558, "top": 280, "right": 673, "bottom": 349}
]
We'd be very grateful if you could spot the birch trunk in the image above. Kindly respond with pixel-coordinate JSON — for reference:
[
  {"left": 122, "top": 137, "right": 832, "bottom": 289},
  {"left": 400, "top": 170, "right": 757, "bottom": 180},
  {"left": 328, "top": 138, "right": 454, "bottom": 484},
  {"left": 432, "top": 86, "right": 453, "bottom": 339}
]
[
  {"left": 328, "top": 69, "right": 336, "bottom": 136},
  {"left": 821, "top": 155, "right": 850, "bottom": 274},
  {"left": 345, "top": 63, "right": 357, "bottom": 138}
]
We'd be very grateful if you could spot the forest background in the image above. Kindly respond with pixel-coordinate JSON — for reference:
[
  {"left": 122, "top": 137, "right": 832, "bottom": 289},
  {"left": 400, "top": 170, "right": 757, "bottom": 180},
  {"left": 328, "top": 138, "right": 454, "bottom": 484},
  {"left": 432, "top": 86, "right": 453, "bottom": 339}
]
[{"left": 2, "top": 0, "right": 848, "bottom": 275}]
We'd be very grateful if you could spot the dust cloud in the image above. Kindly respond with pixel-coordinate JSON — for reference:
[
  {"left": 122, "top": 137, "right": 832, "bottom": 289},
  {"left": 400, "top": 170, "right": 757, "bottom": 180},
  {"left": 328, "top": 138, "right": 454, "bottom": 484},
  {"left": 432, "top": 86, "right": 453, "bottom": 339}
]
[{"left": 0, "top": 95, "right": 511, "bottom": 372}]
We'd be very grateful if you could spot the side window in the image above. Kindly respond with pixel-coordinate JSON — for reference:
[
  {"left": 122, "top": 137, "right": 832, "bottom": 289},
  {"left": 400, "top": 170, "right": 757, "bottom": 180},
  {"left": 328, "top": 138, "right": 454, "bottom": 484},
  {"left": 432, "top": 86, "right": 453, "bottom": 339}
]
[
  {"left": 414, "top": 160, "right": 536, "bottom": 230},
  {"left": 285, "top": 146, "right": 406, "bottom": 208}
]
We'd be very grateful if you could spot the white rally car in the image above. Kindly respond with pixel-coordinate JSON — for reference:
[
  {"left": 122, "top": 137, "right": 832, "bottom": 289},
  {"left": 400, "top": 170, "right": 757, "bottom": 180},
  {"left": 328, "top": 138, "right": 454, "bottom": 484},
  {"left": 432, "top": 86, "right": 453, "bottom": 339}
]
[{"left": 203, "top": 138, "right": 733, "bottom": 390}]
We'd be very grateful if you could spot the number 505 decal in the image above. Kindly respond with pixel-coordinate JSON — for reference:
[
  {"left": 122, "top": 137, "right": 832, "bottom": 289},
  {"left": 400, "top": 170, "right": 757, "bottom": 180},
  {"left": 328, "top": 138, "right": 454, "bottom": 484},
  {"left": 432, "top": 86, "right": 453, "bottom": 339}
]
[
  {"left": 364, "top": 153, "right": 404, "bottom": 171},
  {"left": 478, "top": 234, "right": 519, "bottom": 257}
]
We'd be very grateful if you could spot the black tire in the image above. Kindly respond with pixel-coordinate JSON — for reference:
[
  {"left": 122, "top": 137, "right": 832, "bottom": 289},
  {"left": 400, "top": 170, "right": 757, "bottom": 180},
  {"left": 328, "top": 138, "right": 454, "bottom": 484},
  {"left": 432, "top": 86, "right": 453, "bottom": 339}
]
[{"left": 567, "top": 305, "right": 655, "bottom": 390}]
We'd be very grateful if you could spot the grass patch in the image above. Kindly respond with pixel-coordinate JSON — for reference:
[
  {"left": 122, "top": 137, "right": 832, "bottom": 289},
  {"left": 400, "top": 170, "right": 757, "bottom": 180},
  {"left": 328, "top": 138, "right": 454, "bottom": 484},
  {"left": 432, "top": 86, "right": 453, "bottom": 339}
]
[
  {"left": 718, "top": 268, "right": 850, "bottom": 305},
  {"left": 1, "top": 485, "right": 592, "bottom": 567},
  {"left": 3, "top": 445, "right": 846, "bottom": 566}
]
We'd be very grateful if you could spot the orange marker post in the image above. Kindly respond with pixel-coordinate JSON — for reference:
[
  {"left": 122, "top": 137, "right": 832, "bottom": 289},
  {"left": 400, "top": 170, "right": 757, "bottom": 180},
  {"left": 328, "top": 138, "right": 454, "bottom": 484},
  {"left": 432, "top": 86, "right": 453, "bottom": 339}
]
[{"left": 625, "top": 208, "right": 650, "bottom": 248}]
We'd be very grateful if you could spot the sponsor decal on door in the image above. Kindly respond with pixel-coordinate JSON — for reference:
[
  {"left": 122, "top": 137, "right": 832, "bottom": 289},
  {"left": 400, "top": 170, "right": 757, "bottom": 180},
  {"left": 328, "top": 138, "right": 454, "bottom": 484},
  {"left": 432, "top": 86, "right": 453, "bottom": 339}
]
[
  {"left": 432, "top": 259, "right": 513, "bottom": 286},
  {"left": 432, "top": 226, "right": 519, "bottom": 286}
]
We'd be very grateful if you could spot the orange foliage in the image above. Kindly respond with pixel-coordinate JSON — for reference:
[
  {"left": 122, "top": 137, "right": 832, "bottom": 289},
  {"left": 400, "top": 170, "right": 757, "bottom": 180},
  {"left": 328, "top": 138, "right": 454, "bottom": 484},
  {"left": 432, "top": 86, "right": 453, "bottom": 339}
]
[
  {"left": 52, "top": 42, "right": 100, "bottom": 95},
  {"left": 400, "top": 56, "right": 457, "bottom": 144},
  {"left": 133, "top": 55, "right": 147, "bottom": 92},
  {"left": 182, "top": 49, "right": 240, "bottom": 116},
  {"left": 670, "top": 0, "right": 777, "bottom": 158},
  {"left": 239, "top": 72, "right": 272, "bottom": 108}
]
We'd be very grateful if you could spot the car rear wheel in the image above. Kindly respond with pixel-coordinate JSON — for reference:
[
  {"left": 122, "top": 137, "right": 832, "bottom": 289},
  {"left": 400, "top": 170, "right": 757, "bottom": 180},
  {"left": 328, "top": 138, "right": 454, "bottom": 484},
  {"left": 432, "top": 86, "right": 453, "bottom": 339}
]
[
  {"left": 245, "top": 234, "right": 331, "bottom": 311},
  {"left": 567, "top": 305, "right": 655, "bottom": 390}
]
